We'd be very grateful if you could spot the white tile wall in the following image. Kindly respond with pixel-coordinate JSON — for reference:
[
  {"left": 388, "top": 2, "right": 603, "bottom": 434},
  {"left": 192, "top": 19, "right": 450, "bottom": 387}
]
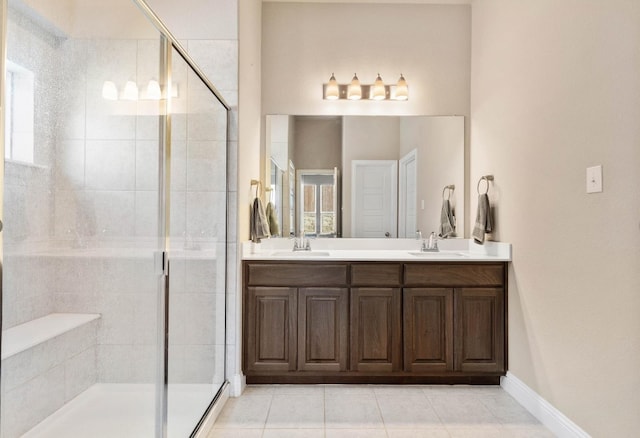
[
  {"left": 0, "top": 319, "right": 98, "bottom": 437},
  {"left": 85, "top": 140, "right": 136, "bottom": 190},
  {"left": 4, "top": 12, "right": 236, "bottom": 428}
]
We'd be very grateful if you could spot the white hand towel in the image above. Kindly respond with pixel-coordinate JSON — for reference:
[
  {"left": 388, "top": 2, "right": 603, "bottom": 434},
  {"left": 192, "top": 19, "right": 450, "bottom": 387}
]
[{"left": 472, "top": 193, "right": 493, "bottom": 244}]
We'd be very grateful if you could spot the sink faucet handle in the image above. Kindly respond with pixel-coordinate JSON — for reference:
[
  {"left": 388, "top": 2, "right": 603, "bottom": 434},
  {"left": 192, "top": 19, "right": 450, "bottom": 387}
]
[
  {"left": 428, "top": 232, "right": 438, "bottom": 250},
  {"left": 416, "top": 230, "right": 422, "bottom": 240}
]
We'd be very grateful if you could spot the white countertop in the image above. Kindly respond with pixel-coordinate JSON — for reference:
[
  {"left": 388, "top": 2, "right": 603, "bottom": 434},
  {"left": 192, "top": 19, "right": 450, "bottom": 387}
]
[{"left": 242, "top": 238, "right": 511, "bottom": 262}]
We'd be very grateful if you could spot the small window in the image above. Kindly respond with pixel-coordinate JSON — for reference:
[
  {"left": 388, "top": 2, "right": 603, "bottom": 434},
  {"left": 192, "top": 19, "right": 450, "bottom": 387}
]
[{"left": 4, "top": 60, "right": 35, "bottom": 163}]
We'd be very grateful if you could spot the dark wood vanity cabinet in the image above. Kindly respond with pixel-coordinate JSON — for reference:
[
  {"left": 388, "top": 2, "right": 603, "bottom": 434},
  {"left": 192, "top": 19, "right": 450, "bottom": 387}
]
[
  {"left": 349, "top": 263, "right": 403, "bottom": 372},
  {"left": 243, "top": 261, "right": 507, "bottom": 383},
  {"left": 403, "top": 288, "right": 454, "bottom": 373},
  {"left": 245, "top": 287, "right": 297, "bottom": 372},
  {"left": 298, "top": 287, "right": 349, "bottom": 372},
  {"left": 455, "top": 287, "right": 504, "bottom": 373}
]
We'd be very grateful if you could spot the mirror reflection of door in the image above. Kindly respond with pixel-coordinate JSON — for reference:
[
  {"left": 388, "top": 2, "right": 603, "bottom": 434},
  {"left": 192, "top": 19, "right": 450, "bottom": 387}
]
[
  {"left": 269, "top": 159, "right": 284, "bottom": 237},
  {"left": 398, "top": 149, "right": 418, "bottom": 238},
  {"left": 297, "top": 169, "right": 340, "bottom": 237},
  {"left": 351, "top": 160, "right": 398, "bottom": 238}
]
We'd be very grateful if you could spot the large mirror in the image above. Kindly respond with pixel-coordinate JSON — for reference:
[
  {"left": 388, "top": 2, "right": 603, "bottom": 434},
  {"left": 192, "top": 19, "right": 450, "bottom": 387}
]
[{"left": 265, "top": 115, "right": 464, "bottom": 238}]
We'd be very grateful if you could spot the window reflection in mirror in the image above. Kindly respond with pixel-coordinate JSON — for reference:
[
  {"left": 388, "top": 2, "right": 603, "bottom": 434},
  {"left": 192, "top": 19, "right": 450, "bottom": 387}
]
[{"left": 300, "top": 171, "right": 339, "bottom": 237}]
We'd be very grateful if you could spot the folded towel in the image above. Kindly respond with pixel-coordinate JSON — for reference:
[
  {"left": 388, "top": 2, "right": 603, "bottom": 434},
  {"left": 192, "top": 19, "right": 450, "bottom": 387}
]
[
  {"left": 439, "top": 199, "right": 456, "bottom": 238},
  {"left": 472, "top": 193, "right": 493, "bottom": 244},
  {"left": 250, "top": 197, "right": 270, "bottom": 243},
  {"left": 265, "top": 202, "right": 280, "bottom": 237}
]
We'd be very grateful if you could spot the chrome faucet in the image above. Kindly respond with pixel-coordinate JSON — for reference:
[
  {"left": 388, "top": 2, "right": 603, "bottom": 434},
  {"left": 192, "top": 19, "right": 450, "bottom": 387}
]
[
  {"left": 421, "top": 232, "right": 439, "bottom": 252},
  {"left": 292, "top": 232, "right": 311, "bottom": 251}
]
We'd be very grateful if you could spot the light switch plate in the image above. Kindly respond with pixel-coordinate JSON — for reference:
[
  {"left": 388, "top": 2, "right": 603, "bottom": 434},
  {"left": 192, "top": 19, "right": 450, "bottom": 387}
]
[{"left": 586, "top": 165, "right": 603, "bottom": 193}]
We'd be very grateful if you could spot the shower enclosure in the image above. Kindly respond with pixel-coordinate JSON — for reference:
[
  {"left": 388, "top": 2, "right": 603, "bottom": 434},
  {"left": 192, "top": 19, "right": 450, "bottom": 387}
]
[{"left": 0, "top": 0, "right": 229, "bottom": 436}]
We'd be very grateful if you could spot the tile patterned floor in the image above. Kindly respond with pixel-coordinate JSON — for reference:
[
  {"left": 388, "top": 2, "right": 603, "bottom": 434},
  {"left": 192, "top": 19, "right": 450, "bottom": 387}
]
[{"left": 209, "top": 385, "right": 556, "bottom": 438}]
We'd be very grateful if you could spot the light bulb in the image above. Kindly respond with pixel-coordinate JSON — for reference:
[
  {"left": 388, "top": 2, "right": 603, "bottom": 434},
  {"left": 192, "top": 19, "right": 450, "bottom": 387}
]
[
  {"left": 347, "top": 73, "right": 361, "bottom": 100},
  {"left": 122, "top": 80, "right": 139, "bottom": 101},
  {"left": 325, "top": 73, "right": 339, "bottom": 100},
  {"left": 146, "top": 79, "right": 162, "bottom": 100},
  {"left": 102, "top": 81, "right": 118, "bottom": 100},
  {"left": 395, "top": 74, "right": 408, "bottom": 101},
  {"left": 372, "top": 73, "right": 386, "bottom": 100}
]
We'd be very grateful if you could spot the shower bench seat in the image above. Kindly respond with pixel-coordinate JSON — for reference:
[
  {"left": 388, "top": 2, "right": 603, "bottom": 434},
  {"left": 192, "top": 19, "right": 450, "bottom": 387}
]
[
  {"left": 1, "top": 313, "right": 100, "bottom": 360},
  {"left": 1, "top": 313, "right": 101, "bottom": 437}
]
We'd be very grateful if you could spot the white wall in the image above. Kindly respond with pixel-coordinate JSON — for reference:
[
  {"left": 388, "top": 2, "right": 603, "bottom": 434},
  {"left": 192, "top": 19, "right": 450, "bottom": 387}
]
[{"left": 471, "top": 0, "right": 640, "bottom": 435}]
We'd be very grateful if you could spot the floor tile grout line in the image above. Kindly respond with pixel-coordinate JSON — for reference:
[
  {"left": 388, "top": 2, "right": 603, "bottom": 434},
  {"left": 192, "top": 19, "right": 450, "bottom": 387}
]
[{"left": 372, "top": 389, "right": 390, "bottom": 438}]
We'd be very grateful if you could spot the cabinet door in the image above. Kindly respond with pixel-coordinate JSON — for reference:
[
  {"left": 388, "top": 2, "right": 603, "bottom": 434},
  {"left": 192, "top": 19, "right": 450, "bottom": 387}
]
[
  {"left": 350, "top": 288, "right": 402, "bottom": 372},
  {"left": 455, "top": 288, "right": 505, "bottom": 373},
  {"left": 298, "top": 288, "right": 348, "bottom": 372},
  {"left": 403, "top": 288, "right": 454, "bottom": 372},
  {"left": 245, "top": 287, "right": 297, "bottom": 372}
]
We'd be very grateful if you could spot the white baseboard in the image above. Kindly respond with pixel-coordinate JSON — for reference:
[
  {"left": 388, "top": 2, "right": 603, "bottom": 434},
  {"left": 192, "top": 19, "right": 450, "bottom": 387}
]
[
  {"left": 501, "top": 372, "right": 591, "bottom": 438},
  {"left": 229, "top": 372, "right": 246, "bottom": 397},
  {"left": 194, "top": 382, "right": 230, "bottom": 438}
]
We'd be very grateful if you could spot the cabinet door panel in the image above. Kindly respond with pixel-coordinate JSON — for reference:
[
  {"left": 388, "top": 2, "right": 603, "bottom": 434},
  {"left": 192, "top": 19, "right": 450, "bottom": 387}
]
[
  {"left": 455, "top": 288, "right": 505, "bottom": 373},
  {"left": 298, "top": 288, "right": 348, "bottom": 372},
  {"left": 403, "top": 288, "right": 454, "bottom": 372},
  {"left": 350, "top": 288, "right": 401, "bottom": 372},
  {"left": 245, "top": 287, "right": 297, "bottom": 372}
]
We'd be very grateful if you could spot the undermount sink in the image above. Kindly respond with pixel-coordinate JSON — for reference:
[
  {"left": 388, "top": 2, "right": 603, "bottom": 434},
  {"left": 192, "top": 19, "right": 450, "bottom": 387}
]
[
  {"left": 408, "top": 251, "right": 469, "bottom": 258},
  {"left": 270, "top": 251, "right": 331, "bottom": 257}
]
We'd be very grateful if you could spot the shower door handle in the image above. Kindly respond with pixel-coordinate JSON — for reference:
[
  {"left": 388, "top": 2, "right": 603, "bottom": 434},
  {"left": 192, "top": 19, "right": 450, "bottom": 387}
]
[
  {"left": 0, "top": 219, "right": 3, "bottom": 232},
  {"left": 154, "top": 251, "right": 168, "bottom": 276}
]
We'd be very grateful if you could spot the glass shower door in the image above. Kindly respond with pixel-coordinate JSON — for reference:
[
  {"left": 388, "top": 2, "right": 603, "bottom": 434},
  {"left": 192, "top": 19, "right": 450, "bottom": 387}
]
[
  {"left": 166, "top": 47, "right": 228, "bottom": 436},
  {"left": 1, "top": 0, "right": 167, "bottom": 436}
]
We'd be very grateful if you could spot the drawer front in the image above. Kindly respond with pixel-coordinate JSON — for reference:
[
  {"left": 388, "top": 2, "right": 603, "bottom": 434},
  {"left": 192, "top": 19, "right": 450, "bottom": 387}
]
[
  {"left": 351, "top": 263, "right": 402, "bottom": 287},
  {"left": 404, "top": 263, "right": 504, "bottom": 287},
  {"left": 246, "top": 263, "right": 348, "bottom": 287}
]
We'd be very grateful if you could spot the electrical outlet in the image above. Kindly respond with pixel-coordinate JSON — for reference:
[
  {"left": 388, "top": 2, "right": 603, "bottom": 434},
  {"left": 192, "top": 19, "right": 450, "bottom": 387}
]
[{"left": 586, "top": 165, "right": 603, "bottom": 193}]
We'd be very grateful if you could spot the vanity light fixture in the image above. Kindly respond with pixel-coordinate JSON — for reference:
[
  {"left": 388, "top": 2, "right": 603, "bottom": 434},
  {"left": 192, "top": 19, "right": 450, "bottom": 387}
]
[
  {"left": 322, "top": 73, "right": 408, "bottom": 101},
  {"left": 100, "top": 80, "right": 178, "bottom": 101}
]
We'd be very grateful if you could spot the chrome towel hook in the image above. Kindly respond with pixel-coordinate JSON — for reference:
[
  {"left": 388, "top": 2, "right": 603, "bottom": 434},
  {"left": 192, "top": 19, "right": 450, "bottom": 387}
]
[
  {"left": 442, "top": 184, "right": 455, "bottom": 200},
  {"left": 477, "top": 175, "right": 494, "bottom": 195}
]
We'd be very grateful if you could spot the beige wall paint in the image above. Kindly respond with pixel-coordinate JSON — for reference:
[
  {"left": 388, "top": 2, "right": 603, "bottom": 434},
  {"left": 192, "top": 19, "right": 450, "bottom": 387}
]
[
  {"left": 400, "top": 116, "right": 464, "bottom": 238},
  {"left": 342, "top": 117, "right": 400, "bottom": 237},
  {"left": 471, "top": 0, "right": 640, "bottom": 435},
  {"left": 261, "top": 3, "right": 472, "bottom": 226},
  {"left": 293, "top": 117, "right": 342, "bottom": 170},
  {"left": 262, "top": 2, "right": 470, "bottom": 116}
]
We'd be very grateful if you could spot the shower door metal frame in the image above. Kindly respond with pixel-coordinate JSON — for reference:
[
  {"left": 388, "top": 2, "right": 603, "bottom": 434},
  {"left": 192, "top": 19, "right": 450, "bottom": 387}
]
[
  {"left": 0, "top": 0, "right": 8, "bottom": 422},
  {"left": 132, "top": 1, "right": 232, "bottom": 437}
]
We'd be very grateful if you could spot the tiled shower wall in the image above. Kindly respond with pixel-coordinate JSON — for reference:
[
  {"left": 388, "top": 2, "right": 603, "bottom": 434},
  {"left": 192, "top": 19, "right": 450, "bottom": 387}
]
[{"left": 3, "top": 3, "right": 238, "bottom": 386}]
